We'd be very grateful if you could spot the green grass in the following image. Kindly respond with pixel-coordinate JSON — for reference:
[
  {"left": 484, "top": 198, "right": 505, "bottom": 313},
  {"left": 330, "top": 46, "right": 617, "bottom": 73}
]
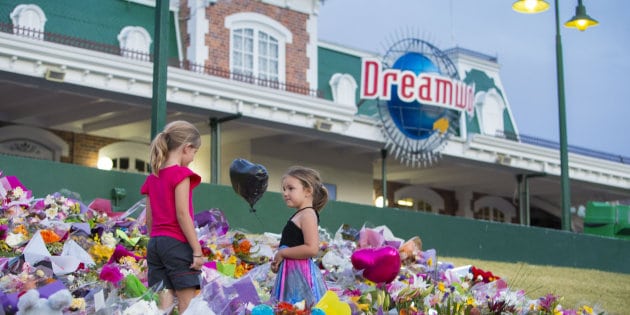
[{"left": 443, "top": 256, "right": 630, "bottom": 315}]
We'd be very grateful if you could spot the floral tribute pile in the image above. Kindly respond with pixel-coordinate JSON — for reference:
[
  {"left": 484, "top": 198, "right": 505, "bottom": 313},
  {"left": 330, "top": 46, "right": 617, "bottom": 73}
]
[{"left": 0, "top": 171, "right": 605, "bottom": 315}]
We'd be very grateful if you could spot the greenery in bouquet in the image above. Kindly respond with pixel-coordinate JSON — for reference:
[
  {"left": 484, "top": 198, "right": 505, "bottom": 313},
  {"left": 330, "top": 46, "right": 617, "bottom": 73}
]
[
  {"left": 199, "top": 230, "right": 271, "bottom": 280},
  {"left": 233, "top": 232, "right": 270, "bottom": 265}
]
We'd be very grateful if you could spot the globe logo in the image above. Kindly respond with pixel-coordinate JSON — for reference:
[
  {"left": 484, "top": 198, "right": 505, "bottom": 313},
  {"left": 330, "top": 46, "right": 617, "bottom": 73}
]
[
  {"left": 388, "top": 52, "right": 448, "bottom": 140},
  {"left": 359, "top": 37, "right": 470, "bottom": 166}
]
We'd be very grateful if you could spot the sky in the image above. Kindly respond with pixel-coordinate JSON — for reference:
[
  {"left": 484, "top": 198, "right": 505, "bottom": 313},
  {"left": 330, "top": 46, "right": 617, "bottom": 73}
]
[{"left": 318, "top": 0, "right": 630, "bottom": 158}]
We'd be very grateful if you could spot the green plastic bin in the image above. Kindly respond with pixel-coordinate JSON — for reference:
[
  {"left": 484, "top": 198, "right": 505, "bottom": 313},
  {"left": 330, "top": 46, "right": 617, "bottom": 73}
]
[
  {"left": 584, "top": 202, "right": 630, "bottom": 240},
  {"left": 614, "top": 205, "right": 630, "bottom": 240}
]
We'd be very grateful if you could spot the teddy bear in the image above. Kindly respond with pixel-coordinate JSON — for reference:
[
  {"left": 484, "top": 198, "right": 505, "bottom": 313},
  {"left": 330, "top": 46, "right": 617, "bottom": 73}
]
[{"left": 16, "top": 288, "right": 72, "bottom": 315}]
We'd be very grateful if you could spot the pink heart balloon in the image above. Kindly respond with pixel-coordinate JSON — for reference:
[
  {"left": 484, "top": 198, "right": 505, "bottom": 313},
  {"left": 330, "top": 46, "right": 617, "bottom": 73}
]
[{"left": 351, "top": 246, "right": 401, "bottom": 283}]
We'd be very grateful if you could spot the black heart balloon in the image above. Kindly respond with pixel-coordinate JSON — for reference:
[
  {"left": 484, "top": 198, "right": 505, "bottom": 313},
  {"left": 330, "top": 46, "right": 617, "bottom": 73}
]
[{"left": 229, "top": 158, "right": 268, "bottom": 212}]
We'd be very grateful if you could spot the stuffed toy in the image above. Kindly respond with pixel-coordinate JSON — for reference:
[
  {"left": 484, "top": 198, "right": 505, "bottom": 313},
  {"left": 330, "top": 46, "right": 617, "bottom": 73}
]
[{"left": 16, "top": 289, "right": 72, "bottom": 315}]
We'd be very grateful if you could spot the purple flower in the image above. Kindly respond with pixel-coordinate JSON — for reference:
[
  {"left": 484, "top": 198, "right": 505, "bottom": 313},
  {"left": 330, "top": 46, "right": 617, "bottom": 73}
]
[
  {"left": 539, "top": 293, "right": 558, "bottom": 311},
  {"left": 0, "top": 225, "right": 7, "bottom": 240},
  {"left": 107, "top": 244, "right": 142, "bottom": 264}
]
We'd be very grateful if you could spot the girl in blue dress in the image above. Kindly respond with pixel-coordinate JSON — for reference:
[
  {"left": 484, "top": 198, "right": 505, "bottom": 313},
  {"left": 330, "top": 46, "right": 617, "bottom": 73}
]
[{"left": 271, "top": 166, "right": 328, "bottom": 307}]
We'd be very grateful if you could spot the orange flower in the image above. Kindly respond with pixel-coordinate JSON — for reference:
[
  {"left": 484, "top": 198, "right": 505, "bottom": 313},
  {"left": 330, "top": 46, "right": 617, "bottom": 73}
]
[
  {"left": 235, "top": 239, "right": 251, "bottom": 254},
  {"left": 40, "top": 229, "right": 62, "bottom": 243}
]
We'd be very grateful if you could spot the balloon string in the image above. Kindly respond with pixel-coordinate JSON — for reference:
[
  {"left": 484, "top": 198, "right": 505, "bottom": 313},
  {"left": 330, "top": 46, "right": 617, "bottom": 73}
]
[{"left": 251, "top": 208, "right": 264, "bottom": 228}]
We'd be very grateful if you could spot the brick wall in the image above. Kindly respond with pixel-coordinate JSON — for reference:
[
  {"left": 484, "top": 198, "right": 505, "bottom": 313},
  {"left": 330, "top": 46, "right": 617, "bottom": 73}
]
[
  {"left": 181, "top": 0, "right": 311, "bottom": 90},
  {"left": 51, "top": 130, "right": 118, "bottom": 167}
]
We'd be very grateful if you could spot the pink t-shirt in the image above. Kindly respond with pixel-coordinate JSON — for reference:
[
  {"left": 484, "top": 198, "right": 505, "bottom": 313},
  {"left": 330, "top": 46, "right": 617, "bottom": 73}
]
[{"left": 140, "top": 165, "right": 201, "bottom": 243}]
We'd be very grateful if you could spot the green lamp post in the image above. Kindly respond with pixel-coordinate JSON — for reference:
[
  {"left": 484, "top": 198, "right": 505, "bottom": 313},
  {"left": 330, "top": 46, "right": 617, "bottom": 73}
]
[{"left": 512, "top": 0, "right": 598, "bottom": 231}]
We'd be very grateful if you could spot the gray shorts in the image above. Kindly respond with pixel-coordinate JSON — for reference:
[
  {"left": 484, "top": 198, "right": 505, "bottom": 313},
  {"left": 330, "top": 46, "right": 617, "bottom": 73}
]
[{"left": 146, "top": 236, "right": 201, "bottom": 290}]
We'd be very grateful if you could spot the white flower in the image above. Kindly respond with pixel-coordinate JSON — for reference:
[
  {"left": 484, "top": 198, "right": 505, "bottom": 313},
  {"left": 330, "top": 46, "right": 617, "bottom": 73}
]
[
  {"left": 101, "top": 232, "right": 117, "bottom": 248},
  {"left": 5, "top": 232, "right": 26, "bottom": 248},
  {"left": 295, "top": 300, "right": 306, "bottom": 310},
  {"left": 45, "top": 207, "right": 59, "bottom": 219},
  {"left": 12, "top": 187, "right": 24, "bottom": 199},
  {"left": 121, "top": 269, "right": 132, "bottom": 277},
  {"left": 44, "top": 194, "right": 55, "bottom": 205}
]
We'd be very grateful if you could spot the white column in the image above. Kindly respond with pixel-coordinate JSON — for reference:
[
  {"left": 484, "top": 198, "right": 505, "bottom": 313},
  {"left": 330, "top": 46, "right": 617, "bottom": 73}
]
[
  {"left": 187, "top": 0, "right": 209, "bottom": 67},
  {"left": 305, "top": 10, "right": 318, "bottom": 91},
  {"left": 456, "top": 190, "right": 474, "bottom": 218}
]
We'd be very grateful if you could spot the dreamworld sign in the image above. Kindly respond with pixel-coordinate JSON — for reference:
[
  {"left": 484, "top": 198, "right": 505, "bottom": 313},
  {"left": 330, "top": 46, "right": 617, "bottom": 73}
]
[
  {"left": 359, "top": 38, "right": 476, "bottom": 166},
  {"left": 360, "top": 58, "right": 475, "bottom": 116}
]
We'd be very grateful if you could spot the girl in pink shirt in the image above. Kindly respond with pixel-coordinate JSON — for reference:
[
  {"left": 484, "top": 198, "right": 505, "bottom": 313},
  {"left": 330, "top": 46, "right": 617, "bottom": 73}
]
[{"left": 141, "top": 120, "right": 204, "bottom": 314}]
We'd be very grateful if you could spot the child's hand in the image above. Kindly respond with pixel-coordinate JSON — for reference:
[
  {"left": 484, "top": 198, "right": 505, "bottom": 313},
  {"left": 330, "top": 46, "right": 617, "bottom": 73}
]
[
  {"left": 271, "top": 250, "right": 284, "bottom": 273},
  {"left": 191, "top": 255, "right": 205, "bottom": 270}
]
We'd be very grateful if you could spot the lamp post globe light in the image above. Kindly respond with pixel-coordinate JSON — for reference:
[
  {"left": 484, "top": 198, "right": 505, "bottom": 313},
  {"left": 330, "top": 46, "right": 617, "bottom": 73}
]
[{"left": 512, "top": 0, "right": 598, "bottom": 231}]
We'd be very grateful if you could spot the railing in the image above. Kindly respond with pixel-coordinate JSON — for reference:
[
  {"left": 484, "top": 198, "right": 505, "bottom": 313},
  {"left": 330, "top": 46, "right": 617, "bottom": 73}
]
[
  {"left": 0, "top": 23, "right": 322, "bottom": 97},
  {"left": 182, "top": 61, "right": 322, "bottom": 97},
  {"left": 497, "top": 130, "right": 630, "bottom": 164}
]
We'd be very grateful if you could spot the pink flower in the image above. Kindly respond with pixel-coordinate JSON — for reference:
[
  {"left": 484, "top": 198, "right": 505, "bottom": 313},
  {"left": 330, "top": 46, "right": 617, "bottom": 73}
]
[{"left": 99, "top": 263, "right": 124, "bottom": 287}]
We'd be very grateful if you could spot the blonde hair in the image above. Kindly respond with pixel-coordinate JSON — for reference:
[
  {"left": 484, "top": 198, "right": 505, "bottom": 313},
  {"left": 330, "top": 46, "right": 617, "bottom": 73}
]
[
  {"left": 283, "top": 166, "right": 329, "bottom": 212},
  {"left": 148, "top": 120, "right": 201, "bottom": 175}
]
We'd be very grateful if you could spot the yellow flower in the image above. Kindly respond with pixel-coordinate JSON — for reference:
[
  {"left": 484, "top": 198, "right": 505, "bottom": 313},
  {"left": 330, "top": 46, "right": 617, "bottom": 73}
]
[
  {"left": 135, "top": 247, "right": 147, "bottom": 257},
  {"left": 228, "top": 255, "right": 238, "bottom": 264},
  {"left": 437, "top": 282, "right": 445, "bottom": 292},
  {"left": 89, "top": 244, "right": 114, "bottom": 263},
  {"left": 348, "top": 296, "right": 370, "bottom": 312},
  {"left": 70, "top": 298, "right": 86, "bottom": 311},
  {"left": 12, "top": 225, "right": 28, "bottom": 236},
  {"left": 466, "top": 296, "right": 476, "bottom": 306},
  {"left": 363, "top": 279, "right": 375, "bottom": 286},
  {"left": 235, "top": 263, "right": 247, "bottom": 278},
  {"left": 581, "top": 305, "right": 593, "bottom": 315}
]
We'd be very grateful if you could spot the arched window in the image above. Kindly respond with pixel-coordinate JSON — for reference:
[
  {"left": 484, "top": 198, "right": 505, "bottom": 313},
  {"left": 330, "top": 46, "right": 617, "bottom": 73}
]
[
  {"left": 225, "top": 12, "right": 292, "bottom": 83},
  {"left": 98, "top": 141, "right": 150, "bottom": 174},
  {"left": 0, "top": 125, "right": 68, "bottom": 161},
  {"left": 394, "top": 185, "right": 444, "bottom": 214},
  {"left": 117, "top": 26, "right": 152, "bottom": 60},
  {"left": 10, "top": 4, "right": 47, "bottom": 39},
  {"left": 329, "top": 73, "right": 358, "bottom": 106},
  {"left": 473, "top": 195, "right": 516, "bottom": 223},
  {"left": 476, "top": 89, "right": 506, "bottom": 136}
]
